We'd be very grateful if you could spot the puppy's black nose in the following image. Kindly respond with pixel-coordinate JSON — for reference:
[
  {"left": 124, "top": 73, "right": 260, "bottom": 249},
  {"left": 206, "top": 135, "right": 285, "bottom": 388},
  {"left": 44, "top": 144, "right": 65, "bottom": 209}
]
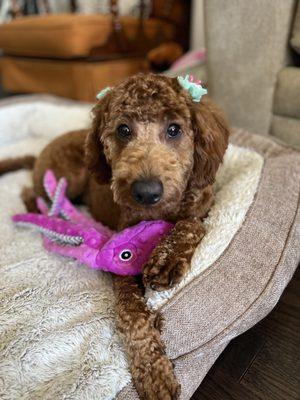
[{"left": 131, "top": 179, "right": 163, "bottom": 205}]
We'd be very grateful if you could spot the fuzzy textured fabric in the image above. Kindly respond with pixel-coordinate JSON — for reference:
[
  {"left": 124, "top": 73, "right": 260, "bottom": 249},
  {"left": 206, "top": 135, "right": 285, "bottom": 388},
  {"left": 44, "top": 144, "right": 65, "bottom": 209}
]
[{"left": 0, "top": 97, "right": 263, "bottom": 399}]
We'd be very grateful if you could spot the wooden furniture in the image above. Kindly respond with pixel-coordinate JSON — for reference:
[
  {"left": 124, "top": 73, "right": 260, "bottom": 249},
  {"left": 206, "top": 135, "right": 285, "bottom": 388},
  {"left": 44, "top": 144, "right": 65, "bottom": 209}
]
[{"left": 0, "top": 0, "right": 191, "bottom": 101}]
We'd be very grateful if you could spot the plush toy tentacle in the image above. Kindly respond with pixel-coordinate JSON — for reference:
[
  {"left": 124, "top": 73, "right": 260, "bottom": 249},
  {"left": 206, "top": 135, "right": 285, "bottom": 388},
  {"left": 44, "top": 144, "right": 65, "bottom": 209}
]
[
  {"left": 12, "top": 213, "right": 108, "bottom": 249},
  {"left": 43, "top": 170, "right": 113, "bottom": 237},
  {"left": 48, "top": 177, "right": 68, "bottom": 217},
  {"left": 43, "top": 170, "right": 77, "bottom": 220},
  {"left": 36, "top": 197, "right": 50, "bottom": 215},
  {"left": 43, "top": 237, "right": 99, "bottom": 268},
  {"left": 14, "top": 220, "right": 84, "bottom": 245}
]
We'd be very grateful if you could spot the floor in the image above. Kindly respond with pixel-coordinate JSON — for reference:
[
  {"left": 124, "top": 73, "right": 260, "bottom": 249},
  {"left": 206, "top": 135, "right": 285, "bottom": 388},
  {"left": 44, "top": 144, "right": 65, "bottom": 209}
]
[{"left": 192, "top": 266, "right": 300, "bottom": 400}]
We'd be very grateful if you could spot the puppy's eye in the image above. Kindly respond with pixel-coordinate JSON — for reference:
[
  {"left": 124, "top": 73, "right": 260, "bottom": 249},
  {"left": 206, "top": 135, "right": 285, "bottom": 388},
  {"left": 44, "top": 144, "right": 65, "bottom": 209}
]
[
  {"left": 117, "top": 124, "right": 131, "bottom": 140},
  {"left": 167, "top": 124, "right": 182, "bottom": 139}
]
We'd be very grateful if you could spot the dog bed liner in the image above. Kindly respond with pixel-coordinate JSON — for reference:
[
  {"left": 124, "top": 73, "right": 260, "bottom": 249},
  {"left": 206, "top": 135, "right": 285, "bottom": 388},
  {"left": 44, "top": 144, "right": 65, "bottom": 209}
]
[{"left": 0, "top": 95, "right": 299, "bottom": 400}]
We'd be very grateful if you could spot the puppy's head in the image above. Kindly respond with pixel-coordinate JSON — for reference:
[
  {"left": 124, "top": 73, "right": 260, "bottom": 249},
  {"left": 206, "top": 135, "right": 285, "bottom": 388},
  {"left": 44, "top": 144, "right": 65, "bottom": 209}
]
[{"left": 85, "top": 74, "right": 229, "bottom": 218}]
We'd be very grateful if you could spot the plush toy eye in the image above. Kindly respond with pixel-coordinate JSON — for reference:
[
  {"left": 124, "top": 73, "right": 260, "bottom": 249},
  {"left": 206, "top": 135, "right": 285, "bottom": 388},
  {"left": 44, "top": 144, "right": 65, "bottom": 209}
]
[
  {"left": 167, "top": 124, "right": 182, "bottom": 139},
  {"left": 119, "top": 249, "right": 133, "bottom": 262},
  {"left": 117, "top": 124, "right": 131, "bottom": 140}
]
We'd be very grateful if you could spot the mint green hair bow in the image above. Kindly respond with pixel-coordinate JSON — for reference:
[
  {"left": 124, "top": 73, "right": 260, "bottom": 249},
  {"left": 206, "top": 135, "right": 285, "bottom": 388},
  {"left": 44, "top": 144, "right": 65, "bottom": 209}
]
[
  {"left": 96, "top": 86, "right": 112, "bottom": 100},
  {"left": 177, "top": 75, "right": 207, "bottom": 102}
]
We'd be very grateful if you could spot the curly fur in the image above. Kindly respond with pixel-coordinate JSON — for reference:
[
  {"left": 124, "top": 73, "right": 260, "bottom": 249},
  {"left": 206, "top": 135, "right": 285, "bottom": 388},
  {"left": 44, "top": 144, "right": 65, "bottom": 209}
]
[{"left": 5, "top": 74, "right": 229, "bottom": 399}]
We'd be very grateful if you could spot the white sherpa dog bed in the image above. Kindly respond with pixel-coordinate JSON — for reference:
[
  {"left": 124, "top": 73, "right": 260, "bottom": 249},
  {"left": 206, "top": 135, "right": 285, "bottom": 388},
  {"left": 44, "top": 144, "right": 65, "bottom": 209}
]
[{"left": 0, "top": 95, "right": 299, "bottom": 400}]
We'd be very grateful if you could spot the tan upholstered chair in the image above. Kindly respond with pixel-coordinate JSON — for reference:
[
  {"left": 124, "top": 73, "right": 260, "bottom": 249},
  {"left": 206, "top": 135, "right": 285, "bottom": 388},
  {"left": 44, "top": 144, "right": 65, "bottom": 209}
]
[{"left": 204, "top": 0, "right": 300, "bottom": 148}]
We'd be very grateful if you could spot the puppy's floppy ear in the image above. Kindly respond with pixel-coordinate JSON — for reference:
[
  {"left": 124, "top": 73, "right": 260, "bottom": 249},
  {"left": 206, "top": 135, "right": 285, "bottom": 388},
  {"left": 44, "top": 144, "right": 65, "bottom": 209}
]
[
  {"left": 191, "top": 97, "right": 230, "bottom": 187},
  {"left": 85, "top": 93, "right": 112, "bottom": 184}
]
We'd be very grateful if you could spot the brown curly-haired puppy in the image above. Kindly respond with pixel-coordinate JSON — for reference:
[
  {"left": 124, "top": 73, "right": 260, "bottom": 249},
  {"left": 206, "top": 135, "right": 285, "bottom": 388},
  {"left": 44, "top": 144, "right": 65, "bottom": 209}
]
[{"left": 0, "top": 74, "right": 229, "bottom": 399}]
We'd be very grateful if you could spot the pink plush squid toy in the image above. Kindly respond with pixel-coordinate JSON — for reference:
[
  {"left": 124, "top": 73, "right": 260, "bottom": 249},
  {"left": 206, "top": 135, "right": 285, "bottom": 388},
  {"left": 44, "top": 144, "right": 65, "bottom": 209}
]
[{"left": 12, "top": 170, "right": 174, "bottom": 276}]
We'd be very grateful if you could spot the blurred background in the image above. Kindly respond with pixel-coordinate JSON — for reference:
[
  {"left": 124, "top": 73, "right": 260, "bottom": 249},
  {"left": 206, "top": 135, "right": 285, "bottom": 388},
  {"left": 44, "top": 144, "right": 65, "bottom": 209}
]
[{"left": 0, "top": 0, "right": 299, "bottom": 148}]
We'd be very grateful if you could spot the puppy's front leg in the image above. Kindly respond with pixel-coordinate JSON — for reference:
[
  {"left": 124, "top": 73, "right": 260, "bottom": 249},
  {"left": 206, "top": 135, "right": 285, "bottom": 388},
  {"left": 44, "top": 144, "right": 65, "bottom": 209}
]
[
  {"left": 143, "top": 217, "right": 205, "bottom": 291},
  {"left": 114, "top": 276, "right": 180, "bottom": 400}
]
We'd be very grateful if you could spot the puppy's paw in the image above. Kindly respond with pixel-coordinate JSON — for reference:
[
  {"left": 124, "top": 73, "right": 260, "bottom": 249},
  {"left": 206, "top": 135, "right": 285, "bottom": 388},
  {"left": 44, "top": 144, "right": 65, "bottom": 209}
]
[
  {"left": 143, "top": 218, "right": 205, "bottom": 291},
  {"left": 143, "top": 254, "right": 189, "bottom": 291}
]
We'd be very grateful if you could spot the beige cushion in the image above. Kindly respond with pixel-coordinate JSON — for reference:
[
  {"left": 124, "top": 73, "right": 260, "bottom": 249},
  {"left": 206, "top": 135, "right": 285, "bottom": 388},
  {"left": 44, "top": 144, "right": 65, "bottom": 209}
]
[
  {"left": 0, "top": 14, "right": 175, "bottom": 58},
  {"left": 274, "top": 67, "right": 300, "bottom": 120},
  {"left": 271, "top": 114, "right": 300, "bottom": 149},
  {"left": 291, "top": 1, "right": 300, "bottom": 54},
  {"left": 0, "top": 96, "right": 299, "bottom": 400}
]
